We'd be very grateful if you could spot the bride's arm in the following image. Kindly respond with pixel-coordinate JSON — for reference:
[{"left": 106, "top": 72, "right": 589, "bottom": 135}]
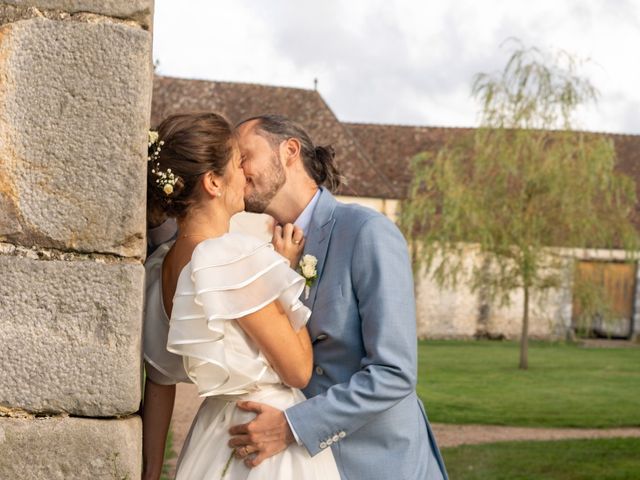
[
  {"left": 141, "top": 378, "right": 176, "bottom": 480},
  {"left": 238, "top": 301, "right": 313, "bottom": 389}
]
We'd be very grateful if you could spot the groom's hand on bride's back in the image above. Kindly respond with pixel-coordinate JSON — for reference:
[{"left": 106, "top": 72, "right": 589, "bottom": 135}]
[{"left": 228, "top": 401, "right": 295, "bottom": 467}]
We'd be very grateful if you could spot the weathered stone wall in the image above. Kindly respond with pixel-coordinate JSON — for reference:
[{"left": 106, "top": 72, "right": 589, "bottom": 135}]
[
  {"left": 338, "top": 197, "right": 640, "bottom": 341},
  {"left": 338, "top": 194, "right": 400, "bottom": 223},
  {"left": 413, "top": 248, "right": 481, "bottom": 339},
  {"left": 415, "top": 246, "right": 640, "bottom": 341},
  {"left": 0, "top": 2, "right": 153, "bottom": 478},
  {"left": 412, "top": 244, "right": 572, "bottom": 340}
]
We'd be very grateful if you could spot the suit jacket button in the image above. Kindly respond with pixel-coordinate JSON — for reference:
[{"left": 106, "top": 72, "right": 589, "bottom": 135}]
[
  {"left": 332, "top": 435, "right": 340, "bottom": 442},
  {"left": 339, "top": 431, "right": 346, "bottom": 438},
  {"left": 315, "top": 366, "right": 324, "bottom": 375},
  {"left": 320, "top": 442, "right": 327, "bottom": 449},
  {"left": 326, "top": 439, "right": 334, "bottom": 446}
]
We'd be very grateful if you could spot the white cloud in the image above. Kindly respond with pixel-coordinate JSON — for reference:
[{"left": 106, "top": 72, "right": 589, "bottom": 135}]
[{"left": 153, "top": 0, "right": 640, "bottom": 134}]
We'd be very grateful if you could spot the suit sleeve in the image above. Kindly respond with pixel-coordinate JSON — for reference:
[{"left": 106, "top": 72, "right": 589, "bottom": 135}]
[{"left": 285, "top": 214, "right": 418, "bottom": 456}]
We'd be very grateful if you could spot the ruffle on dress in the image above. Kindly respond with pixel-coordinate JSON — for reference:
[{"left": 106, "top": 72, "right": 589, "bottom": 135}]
[{"left": 166, "top": 233, "right": 310, "bottom": 397}]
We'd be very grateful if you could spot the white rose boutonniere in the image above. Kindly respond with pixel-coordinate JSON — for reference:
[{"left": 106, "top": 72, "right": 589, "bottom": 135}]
[{"left": 299, "top": 254, "right": 318, "bottom": 299}]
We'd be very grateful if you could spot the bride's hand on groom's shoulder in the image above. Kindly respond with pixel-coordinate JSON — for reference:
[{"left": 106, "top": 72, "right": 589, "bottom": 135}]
[
  {"left": 273, "top": 223, "right": 305, "bottom": 268},
  {"left": 228, "top": 401, "right": 295, "bottom": 467}
]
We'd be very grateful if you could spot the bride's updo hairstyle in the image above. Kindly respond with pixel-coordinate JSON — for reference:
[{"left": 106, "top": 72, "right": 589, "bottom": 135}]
[
  {"left": 147, "top": 112, "right": 234, "bottom": 219},
  {"left": 237, "top": 114, "right": 343, "bottom": 191}
]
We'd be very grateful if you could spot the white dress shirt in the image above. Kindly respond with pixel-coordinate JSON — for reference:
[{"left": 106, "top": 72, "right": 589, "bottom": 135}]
[{"left": 292, "top": 189, "right": 321, "bottom": 234}]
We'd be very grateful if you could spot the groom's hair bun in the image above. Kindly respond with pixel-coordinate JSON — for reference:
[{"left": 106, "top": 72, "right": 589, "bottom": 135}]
[
  {"left": 312, "top": 145, "right": 342, "bottom": 191},
  {"left": 237, "top": 114, "right": 343, "bottom": 191},
  {"left": 147, "top": 112, "right": 235, "bottom": 219}
]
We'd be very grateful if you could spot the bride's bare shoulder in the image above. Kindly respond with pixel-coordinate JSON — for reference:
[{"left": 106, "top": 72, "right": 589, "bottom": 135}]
[{"left": 161, "top": 239, "right": 200, "bottom": 315}]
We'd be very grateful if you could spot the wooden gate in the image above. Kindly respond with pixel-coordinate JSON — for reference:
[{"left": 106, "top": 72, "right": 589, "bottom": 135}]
[{"left": 572, "top": 261, "right": 636, "bottom": 338}]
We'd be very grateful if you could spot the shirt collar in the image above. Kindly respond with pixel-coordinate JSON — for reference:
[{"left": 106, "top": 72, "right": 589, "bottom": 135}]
[{"left": 293, "top": 189, "right": 321, "bottom": 235}]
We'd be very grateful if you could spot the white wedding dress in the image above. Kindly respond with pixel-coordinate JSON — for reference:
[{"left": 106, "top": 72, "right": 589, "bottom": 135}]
[{"left": 144, "top": 233, "right": 340, "bottom": 480}]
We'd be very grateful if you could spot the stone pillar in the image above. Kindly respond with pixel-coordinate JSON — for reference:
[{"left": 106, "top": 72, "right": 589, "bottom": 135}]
[{"left": 0, "top": 2, "right": 153, "bottom": 478}]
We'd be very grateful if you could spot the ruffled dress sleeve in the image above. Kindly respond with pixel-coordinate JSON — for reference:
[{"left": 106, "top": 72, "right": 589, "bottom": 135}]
[
  {"left": 143, "top": 242, "right": 191, "bottom": 385},
  {"left": 167, "top": 233, "right": 310, "bottom": 397}
]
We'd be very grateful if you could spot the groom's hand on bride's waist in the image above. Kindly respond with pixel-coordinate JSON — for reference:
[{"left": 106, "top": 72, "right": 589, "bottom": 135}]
[{"left": 228, "top": 401, "right": 295, "bottom": 467}]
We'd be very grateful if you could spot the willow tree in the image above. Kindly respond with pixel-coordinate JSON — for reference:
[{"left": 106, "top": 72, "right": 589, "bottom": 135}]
[{"left": 400, "top": 44, "right": 638, "bottom": 369}]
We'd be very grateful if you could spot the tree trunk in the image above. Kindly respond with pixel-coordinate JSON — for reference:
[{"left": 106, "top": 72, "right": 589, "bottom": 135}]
[{"left": 519, "top": 285, "right": 530, "bottom": 370}]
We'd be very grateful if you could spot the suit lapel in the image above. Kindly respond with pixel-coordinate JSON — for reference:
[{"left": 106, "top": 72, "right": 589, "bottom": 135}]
[{"left": 302, "top": 188, "right": 337, "bottom": 312}]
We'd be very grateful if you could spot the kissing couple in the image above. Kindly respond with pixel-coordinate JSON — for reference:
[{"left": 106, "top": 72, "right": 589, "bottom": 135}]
[{"left": 142, "top": 112, "right": 448, "bottom": 480}]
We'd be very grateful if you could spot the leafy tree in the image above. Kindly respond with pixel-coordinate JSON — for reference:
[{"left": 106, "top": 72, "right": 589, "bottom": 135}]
[{"left": 400, "top": 43, "right": 638, "bottom": 369}]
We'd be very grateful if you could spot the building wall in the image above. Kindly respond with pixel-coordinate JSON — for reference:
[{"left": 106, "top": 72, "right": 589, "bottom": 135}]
[
  {"left": 413, "top": 245, "right": 574, "bottom": 340},
  {"left": 337, "top": 195, "right": 400, "bottom": 223},
  {"left": 337, "top": 195, "right": 639, "bottom": 341},
  {"left": 0, "top": 2, "right": 153, "bottom": 477}
]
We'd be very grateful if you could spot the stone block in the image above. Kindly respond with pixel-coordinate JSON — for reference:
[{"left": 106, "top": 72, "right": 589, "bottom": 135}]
[
  {"left": 0, "top": 16, "right": 152, "bottom": 258},
  {"left": 0, "top": 416, "right": 141, "bottom": 479},
  {"left": 1, "top": 1, "right": 153, "bottom": 28},
  {"left": 0, "top": 247, "right": 144, "bottom": 416}
]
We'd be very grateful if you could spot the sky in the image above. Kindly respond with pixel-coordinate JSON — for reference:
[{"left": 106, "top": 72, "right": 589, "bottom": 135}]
[{"left": 152, "top": 0, "right": 640, "bottom": 135}]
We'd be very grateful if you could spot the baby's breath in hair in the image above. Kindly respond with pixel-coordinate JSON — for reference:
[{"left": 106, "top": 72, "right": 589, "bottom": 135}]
[
  {"left": 147, "top": 113, "right": 234, "bottom": 219},
  {"left": 148, "top": 130, "right": 159, "bottom": 146},
  {"left": 148, "top": 130, "right": 178, "bottom": 196}
]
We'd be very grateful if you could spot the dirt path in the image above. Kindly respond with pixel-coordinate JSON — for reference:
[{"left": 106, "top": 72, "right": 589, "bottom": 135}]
[
  {"left": 166, "top": 383, "right": 203, "bottom": 478},
  {"left": 431, "top": 423, "right": 640, "bottom": 448},
  {"left": 166, "top": 383, "right": 640, "bottom": 474}
]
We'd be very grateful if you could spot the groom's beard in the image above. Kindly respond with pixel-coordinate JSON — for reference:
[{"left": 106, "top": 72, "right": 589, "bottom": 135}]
[{"left": 244, "top": 151, "right": 286, "bottom": 213}]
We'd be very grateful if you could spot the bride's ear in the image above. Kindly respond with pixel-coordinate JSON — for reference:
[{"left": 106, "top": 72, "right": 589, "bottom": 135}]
[{"left": 201, "top": 171, "right": 223, "bottom": 198}]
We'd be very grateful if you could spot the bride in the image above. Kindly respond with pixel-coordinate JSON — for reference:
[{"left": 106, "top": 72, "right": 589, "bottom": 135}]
[{"left": 141, "top": 113, "right": 340, "bottom": 480}]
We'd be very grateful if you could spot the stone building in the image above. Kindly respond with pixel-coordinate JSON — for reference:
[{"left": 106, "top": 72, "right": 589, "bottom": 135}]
[
  {"left": 1, "top": 2, "right": 154, "bottom": 478},
  {"left": 151, "top": 74, "right": 640, "bottom": 342},
  {"left": 347, "top": 123, "right": 640, "bottom": 341}
]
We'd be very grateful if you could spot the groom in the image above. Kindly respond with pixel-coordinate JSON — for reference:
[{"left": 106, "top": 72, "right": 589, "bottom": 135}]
[{"left": 227, "top": 115, "right": 447, "bottom": 480}]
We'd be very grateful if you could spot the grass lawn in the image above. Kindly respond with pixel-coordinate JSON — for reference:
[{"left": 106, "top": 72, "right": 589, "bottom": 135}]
[
  {"left": 441, "top": 437, "right": 640, "bottom": 480},
  {"left": 417, "top": 340, "right": 640, "bottom": 428},
  {"left": 161, "top": 427, "right": 177, "bottom": 480}
]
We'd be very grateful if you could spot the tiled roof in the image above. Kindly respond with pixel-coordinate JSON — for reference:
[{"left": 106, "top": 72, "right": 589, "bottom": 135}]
[
  {"left": 151, "top": 76, "right": 396, "bottom": 198},
  {"left": 346, "top": 122, "right": 640, "bottom": 227},
  {"left": 151, "top": 75, "right": 640, "bottom": 215},
  {"left": 608, "top": 132, "right": 640, "bottom": 228},
  {"left": 346, "top": 123, "right": 475, "bottom": 198}
]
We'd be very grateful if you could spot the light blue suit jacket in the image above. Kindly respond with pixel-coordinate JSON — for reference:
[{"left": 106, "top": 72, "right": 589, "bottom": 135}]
[{"left": 286, "top": 188, "right": 448, "bottom": 480}]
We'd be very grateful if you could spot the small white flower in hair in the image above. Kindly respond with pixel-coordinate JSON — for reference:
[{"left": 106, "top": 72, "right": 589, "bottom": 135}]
[
  {"left": 148, "top": 130, "right": 159, "bottom": 146},
  {"left": 148, "top": 130, "right": 179, "bottom": 196}
]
